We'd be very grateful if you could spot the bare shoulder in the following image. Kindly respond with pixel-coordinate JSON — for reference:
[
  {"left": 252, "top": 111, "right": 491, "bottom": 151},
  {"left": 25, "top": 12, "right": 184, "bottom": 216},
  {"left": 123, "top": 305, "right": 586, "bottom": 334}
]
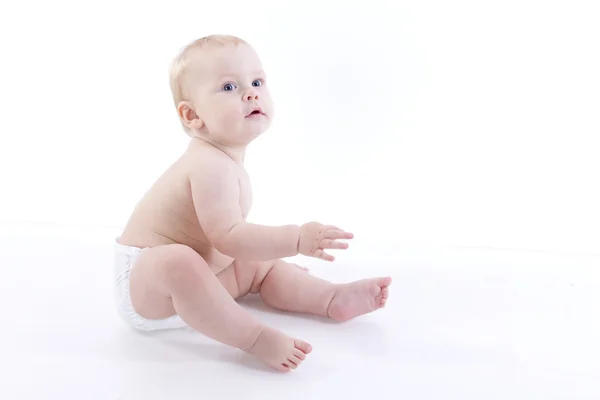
[
  {"left": 184, "top": 145, "right": 239, "bottom": 186},
  {"left": 182, "top": 144, "right": 245, "bottom": 243}
]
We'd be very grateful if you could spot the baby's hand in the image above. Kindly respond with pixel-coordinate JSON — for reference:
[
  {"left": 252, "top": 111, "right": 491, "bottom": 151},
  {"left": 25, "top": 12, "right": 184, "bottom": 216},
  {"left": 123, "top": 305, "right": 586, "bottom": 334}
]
[{"left": 298, "top": 222, "right": 354, "bottom": 261}]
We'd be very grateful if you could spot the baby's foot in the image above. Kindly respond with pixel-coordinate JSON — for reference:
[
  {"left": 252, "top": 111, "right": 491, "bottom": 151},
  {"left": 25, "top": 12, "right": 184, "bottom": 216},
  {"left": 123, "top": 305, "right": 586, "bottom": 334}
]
[
  {"left": 248, "top": 326, "right": 312, "bottom": 372},
  {"left": 327, "top": 277, "right": 392, "bottom": 322}
]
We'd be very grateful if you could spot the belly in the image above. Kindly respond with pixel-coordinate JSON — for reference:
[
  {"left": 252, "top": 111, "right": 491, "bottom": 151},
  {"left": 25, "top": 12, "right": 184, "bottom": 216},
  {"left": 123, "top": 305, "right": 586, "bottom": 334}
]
[
  {"left": 151, "top": 225, "right": 234, "bottom": 271},
  {"left": 119, "top": 205, "right": 234, "bottom": 273}
]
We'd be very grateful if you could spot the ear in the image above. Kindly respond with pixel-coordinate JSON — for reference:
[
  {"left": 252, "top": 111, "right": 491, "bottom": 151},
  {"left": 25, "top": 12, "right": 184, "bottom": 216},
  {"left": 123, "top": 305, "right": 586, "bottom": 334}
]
[{"left": 177, "top": 101, "right": 204, "bottom": 129}]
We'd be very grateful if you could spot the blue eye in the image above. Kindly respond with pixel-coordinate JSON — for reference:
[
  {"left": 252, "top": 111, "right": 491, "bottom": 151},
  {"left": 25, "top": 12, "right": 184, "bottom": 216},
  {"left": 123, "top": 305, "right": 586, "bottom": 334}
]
[
  {"left": 252, "top": 79, "right": 262, "bottom": 87},
  {"left": 222, "top": 82, "right": 237, "bottom": 91}
]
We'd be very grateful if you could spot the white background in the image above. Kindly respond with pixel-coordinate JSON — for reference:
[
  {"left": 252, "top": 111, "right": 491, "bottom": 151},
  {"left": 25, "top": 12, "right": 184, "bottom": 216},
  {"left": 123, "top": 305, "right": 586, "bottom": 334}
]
[
  {"left": 1, "top": 3, "right": 599, "bottom": 398},
  {"left": 0, "top": 0, "right": 598, "bottom": 255}
]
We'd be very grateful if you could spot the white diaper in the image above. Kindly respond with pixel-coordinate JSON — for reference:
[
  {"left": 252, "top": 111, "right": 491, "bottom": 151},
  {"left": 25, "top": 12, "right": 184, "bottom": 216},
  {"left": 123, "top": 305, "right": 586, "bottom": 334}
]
[{"left": 114, "top": 239, "right": 187, "bottom": 332}]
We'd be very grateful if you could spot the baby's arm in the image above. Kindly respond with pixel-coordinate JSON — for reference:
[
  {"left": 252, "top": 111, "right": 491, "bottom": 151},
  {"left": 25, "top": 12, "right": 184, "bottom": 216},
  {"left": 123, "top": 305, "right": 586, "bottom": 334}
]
[{"left": 190, "top": 157, "right": 300, "bottom": 261}]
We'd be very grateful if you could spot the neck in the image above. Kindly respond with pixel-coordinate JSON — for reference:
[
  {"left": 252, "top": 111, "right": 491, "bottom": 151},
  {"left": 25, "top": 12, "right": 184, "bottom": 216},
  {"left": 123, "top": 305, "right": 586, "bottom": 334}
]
[{"left": 190, "top": 136, "right": 247, "bottom": 164}]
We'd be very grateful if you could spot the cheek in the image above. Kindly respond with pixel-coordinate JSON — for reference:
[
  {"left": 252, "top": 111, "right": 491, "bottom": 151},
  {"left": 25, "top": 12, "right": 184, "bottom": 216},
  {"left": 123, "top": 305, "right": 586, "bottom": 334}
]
[
  {"left": 210, "top": 100, "right": 240, "bottom": 126},
  {"left": 260, "top": 91, "right": 273, "bottom": 111},
  {"left": 223, "top": 107, "right": 242, "bottom": 127}
]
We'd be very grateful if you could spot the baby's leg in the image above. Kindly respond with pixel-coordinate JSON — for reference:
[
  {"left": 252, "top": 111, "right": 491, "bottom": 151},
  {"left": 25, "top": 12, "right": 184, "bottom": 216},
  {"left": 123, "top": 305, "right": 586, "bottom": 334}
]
[
  {"left": 244, "top": 259, "right": 392, "bottom": 322},
  {"left": 128, "top": 244, "right": 311, "bottom": 371}
]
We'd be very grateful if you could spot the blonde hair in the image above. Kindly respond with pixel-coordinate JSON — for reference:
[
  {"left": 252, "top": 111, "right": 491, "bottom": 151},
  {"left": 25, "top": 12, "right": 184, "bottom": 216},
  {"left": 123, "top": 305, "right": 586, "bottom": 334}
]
[{"left": 169, "top": 35, "right": 247, "bottom": 133}]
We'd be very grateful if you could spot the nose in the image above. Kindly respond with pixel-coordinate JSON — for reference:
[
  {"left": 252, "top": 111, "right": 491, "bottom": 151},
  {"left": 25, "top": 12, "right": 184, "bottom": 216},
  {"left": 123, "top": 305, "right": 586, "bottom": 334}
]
[{"left": 243, "top": 89, "right": 259, "bottom": 102}]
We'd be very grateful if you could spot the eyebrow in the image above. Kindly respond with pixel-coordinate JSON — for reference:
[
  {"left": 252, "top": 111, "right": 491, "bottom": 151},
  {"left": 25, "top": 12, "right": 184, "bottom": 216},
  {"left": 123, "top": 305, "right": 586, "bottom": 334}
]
[{"left": 217, "top": 71, "right": 265, "bottom": 80}]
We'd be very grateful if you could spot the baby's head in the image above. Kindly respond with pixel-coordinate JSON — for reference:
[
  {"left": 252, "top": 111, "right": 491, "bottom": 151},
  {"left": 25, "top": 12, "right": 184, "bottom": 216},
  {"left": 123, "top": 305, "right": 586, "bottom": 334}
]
[{"left": 169, "top": 35, "right": 273, "bottom": 147}]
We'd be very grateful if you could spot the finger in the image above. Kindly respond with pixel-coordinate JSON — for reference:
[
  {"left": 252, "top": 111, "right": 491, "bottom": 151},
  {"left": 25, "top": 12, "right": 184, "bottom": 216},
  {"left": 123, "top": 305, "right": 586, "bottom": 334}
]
[
  {"left": 294, "top": 264, "right": 309, "bottom": 273},
  {"left": 320, "top": 239, "right": 349, "bottom": 250},
  {"left": 323, "top": 230, "right": 354, "bottom": 240},
  {"left": 314, "top": 249, "right": 335, "bottom": 262}
]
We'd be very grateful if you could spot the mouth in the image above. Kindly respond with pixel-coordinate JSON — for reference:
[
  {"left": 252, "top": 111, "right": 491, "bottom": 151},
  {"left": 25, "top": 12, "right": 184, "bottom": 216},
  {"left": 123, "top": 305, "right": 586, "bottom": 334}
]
[{"left": 246, "top": 107, "right": 264, "bottom": 118}]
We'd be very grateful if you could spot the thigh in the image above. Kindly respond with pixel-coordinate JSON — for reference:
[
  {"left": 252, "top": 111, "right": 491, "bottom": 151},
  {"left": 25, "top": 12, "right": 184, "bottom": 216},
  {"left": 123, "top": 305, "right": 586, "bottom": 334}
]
[
  {"left": 129, "top": 243, "right": 211, "bottom": 319},
  {"left": 218, "top": 259, "right": 277, "bottom": 298},
  {"left": 225, "top": 259, "right": 311, "bottom": 297}
]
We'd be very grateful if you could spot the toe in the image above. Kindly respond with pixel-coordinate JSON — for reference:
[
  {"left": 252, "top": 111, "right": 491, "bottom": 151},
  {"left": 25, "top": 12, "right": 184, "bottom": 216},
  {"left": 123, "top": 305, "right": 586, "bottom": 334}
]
[
  {"left": 381, "top": 287, "right": 389, "bottom": 299},
  {"left": 285, "top": 360, "right": 298, "bottom": 370},
  {"left": 289, "top": 355, "right": 303, "bottom": 365},
  {"left": 294, "top": 339, "right": 312, "bottom": 354},
  {"left": 293, "top": 349, "right": 307, "bottom": 360},
  {"left": 369, "top": 283, "right": 383, "bottom": 297},
  {"left": 278, "top": 364, "right": 291, "bottom": 372},
  {"left": 378, "top": 277, "right": 392, "bottom": 287},
  {"left": 381, "top": 287, "right": 389, "bottom": 304}
]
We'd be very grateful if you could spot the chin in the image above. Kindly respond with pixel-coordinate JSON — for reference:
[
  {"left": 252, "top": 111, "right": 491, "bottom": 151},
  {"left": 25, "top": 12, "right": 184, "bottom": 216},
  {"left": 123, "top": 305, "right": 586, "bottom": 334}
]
[
  {"left": 247, "top": 123, "right": 270, "bottom": 138},
  {"left": 246, "top": 129, "right": 266, "bottom": 143}
]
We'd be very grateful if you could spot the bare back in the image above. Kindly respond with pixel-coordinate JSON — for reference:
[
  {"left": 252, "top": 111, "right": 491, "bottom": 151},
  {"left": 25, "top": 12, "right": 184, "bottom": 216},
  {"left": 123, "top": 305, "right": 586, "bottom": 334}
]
[{"left": 118, "top": 140, "right": 252, "bottom": 272}]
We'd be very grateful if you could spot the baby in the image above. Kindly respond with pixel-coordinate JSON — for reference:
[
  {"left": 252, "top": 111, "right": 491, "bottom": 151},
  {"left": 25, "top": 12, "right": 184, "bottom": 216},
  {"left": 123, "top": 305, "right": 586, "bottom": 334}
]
[{"left": 114, "top": 35, "right": 392, "bottom": 372}]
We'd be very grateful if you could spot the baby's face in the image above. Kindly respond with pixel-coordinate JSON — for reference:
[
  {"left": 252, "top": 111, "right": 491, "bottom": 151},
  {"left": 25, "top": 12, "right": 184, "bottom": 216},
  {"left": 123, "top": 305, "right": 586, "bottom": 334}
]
[{"left": 184, "top": 43, "right": 273, "bottom": 146}]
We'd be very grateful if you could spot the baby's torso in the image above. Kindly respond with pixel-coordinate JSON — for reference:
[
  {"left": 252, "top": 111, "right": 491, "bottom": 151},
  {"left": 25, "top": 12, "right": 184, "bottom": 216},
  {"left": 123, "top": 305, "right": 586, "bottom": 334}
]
[{"left": 118, "top": 150, "right": 252, "bottom": 273}]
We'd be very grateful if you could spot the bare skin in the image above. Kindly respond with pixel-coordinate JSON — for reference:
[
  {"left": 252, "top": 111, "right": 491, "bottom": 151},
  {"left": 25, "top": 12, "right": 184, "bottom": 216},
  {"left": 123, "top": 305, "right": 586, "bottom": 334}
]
[{"left": 117, "top": 37, "right": 391, "bottom": 372}]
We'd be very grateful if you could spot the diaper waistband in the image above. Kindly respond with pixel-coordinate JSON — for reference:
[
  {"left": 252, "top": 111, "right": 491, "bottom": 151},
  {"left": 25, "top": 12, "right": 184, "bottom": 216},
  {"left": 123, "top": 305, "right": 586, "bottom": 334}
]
[{"left": 114, "top": 237, "right": 146, "bottom": 256}]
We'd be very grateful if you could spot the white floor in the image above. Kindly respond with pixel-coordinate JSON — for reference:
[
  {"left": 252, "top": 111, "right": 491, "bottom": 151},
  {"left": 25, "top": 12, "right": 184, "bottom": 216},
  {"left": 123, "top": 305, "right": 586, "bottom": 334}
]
[{"left": 1, "top": 224, "right": 599, "bottom": 400}]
